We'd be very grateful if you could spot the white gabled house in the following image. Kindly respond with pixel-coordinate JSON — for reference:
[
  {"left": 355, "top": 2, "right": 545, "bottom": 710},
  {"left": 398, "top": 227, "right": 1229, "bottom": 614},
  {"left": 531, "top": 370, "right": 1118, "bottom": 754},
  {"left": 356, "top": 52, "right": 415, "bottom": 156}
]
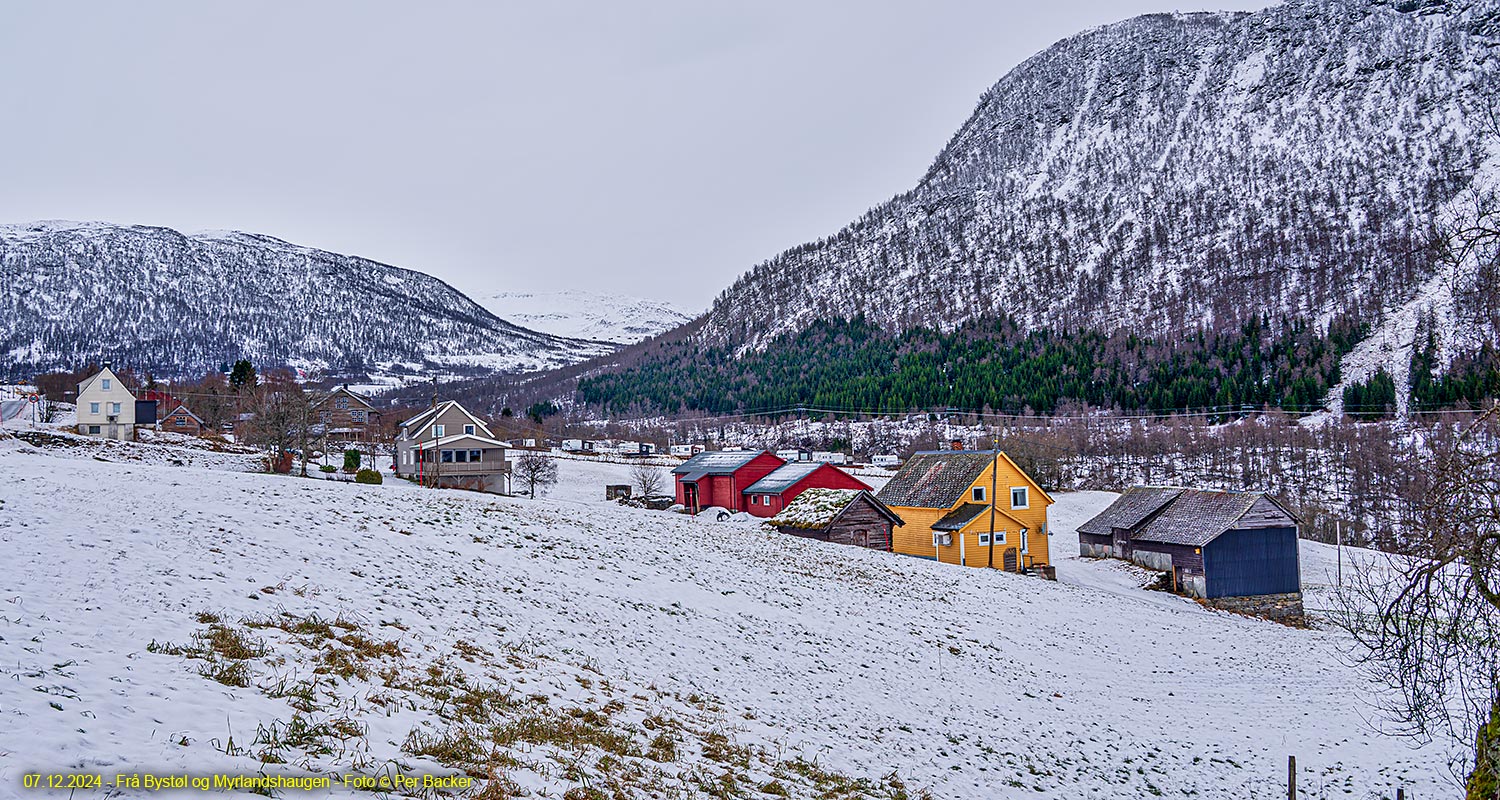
[
  {"left": 394, "top": 400, "right": 512, "bottom": 494},
  {"left": 77, "top": 364, "right": 137, "bottom": 441}
]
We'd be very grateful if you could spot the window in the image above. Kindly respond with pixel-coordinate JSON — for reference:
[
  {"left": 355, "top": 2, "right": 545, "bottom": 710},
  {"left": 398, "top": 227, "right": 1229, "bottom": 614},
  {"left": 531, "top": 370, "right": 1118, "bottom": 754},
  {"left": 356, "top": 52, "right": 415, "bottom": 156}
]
[
  {"left": 433, "top": 424, "right": 445, "bottom": 437},
  {"left": 978, "top": 533, "right": 990, "bottom": 546},
  {"left": 469, "top": 450, "right": 481, "bottom": 462},
  {"left": 441, "top": 450, "right": 454, "bottom": 463},
  {"left": 1011, "top": 487, "right": 1029, "bottom": 509},
  {"left": 102, "top": 379, "right": 111, "bottom": 391},
  {"left": 403, "top": 451, "right": 410, "bottom": 465},
  {"left": 750, "top": 496, "right": 758, "bottom": 505},
  {"left": 335, "top": 397, "right": 349, "bottom": 410},
  {"left": 352, "top": 410, "right": 366, "bottom": 422},
  {"left": 110, "top": 403, "right": 121, "bottom": 414},
  {"left": 88, "top": 425, "right": 100, "bottom": 434},
  {"left": 971, "top": 486, "right": 986, "bottom": 503},
  {"left": 764, "top": 495, "right": 773, "bottom": 505},
  {"left": 453, "top": 450, "right": 469, "bottom": 463},
  {"left": 464, "top": 424, "right": 475, "bottom": 435},
  {"left": 90, "top": 402, "right": 100, "bottom": 414}
]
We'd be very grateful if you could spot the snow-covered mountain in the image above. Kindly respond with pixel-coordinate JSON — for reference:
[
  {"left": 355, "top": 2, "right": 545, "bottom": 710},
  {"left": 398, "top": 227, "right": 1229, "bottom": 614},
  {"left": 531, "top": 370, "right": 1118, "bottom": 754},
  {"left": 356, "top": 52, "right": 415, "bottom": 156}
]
[
  {"left": 474, "top": 289, "right": 692, "bottom": 344},
  {"left": 692, "top": 0, "right": 1499, "bottom": 370},
  {"left": 0, "top": 221, "right": 616, "bottom": 381}
]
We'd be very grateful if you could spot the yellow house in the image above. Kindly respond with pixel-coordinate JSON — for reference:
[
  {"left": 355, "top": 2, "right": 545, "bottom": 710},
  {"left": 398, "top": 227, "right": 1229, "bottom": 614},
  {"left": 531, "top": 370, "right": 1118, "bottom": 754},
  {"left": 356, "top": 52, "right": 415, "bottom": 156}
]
[{"left": 876, "top": 449, "right": 1053, "bottom": 571}]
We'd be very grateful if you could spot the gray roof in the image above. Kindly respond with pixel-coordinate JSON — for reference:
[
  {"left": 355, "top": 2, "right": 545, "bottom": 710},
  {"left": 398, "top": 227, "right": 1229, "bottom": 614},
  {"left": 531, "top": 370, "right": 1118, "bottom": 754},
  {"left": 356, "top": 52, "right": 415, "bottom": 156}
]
[
  {"left": 742, "top": 462, "right": 825, "bottom": 494},
  {"left": 875, "top": 451, "right": 995, "bottom": 508},
  {"left": 932, "top": 503, "right": 991, "bottom": 531},
  {"left": 1076, "top": 487, "right": 1183, "bottom": 536},
  {"left": 672, "top": 450, "right": 776, "bottom": 476},
  {"left": 1133, "top": 489, "right": 1294, "bottom": 547}
]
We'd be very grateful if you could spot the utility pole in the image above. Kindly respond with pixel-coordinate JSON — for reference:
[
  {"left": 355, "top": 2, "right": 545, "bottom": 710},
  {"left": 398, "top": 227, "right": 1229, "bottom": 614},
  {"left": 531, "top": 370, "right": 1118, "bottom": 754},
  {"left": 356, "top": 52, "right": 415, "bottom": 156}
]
[
  {"left": 987, "top": 427, "right": 999, "bottom": 569},
  {"left": 1336, "top": 520, "right": 1343, "bottom": 587}
]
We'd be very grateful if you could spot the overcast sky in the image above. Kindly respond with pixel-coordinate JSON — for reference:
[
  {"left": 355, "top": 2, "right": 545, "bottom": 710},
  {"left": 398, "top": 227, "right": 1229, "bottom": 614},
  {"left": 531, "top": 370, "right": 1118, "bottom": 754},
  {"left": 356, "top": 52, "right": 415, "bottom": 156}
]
[{"left": 0, "top": 1, "right": 1272, "bottom": 312}]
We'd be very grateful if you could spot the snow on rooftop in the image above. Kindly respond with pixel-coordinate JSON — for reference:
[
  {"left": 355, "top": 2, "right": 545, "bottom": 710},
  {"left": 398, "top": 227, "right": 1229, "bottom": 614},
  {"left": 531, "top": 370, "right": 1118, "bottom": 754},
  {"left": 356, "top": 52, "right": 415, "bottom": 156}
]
[{"left": 768, "top": 487, "right": 862, "bottom": 529}]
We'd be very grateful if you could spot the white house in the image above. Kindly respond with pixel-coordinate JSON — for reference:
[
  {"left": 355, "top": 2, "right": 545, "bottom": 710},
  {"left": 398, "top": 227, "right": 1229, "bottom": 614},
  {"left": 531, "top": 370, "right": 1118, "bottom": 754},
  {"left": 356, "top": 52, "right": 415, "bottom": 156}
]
[
  {"left": 811, "top": 451, "right": 850, "bottom": 465},
  {"left": 669, "top": 444, "right": 704, "bottom": 458},
  {"left": 77, "top": 364, "right": 137, "bottom": 441},
  {"left": 562, "top": 439, "right": 597, "bottom": 453},
  {"left": 871, "top": 454, "right": 901, "bottom": 468}
]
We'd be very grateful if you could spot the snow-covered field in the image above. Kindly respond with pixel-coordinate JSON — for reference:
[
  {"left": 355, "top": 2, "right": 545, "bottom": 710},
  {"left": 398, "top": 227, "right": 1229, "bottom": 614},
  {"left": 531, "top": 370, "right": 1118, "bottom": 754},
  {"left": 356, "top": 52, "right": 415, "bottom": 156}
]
[{"left": 0, "top": 445, "right": 1453, "bottom": 798}]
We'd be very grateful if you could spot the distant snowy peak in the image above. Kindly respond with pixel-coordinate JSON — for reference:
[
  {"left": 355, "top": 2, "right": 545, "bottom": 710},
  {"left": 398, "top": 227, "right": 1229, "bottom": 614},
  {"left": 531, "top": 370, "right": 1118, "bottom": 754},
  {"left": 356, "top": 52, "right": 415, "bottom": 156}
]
[
  {"left": 0, "top": 221, "right": 617, "bottom": 381},
  {"left": 475, "top": 290, "right": 694, "bottom": 344}
]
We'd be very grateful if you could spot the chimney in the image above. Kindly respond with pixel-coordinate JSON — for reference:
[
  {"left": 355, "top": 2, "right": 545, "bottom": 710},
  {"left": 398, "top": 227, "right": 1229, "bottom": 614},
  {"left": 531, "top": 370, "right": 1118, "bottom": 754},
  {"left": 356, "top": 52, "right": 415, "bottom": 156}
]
[{"left": 950, "top": 439, "right": 964, "bottom": 451}]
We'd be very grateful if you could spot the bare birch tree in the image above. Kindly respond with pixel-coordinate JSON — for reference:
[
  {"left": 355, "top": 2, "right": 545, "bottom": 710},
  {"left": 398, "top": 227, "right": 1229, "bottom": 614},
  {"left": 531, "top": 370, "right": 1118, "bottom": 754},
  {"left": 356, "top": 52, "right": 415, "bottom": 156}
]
[{"left": 1335, "top": 405, "right": 1500, "bottom": 797}]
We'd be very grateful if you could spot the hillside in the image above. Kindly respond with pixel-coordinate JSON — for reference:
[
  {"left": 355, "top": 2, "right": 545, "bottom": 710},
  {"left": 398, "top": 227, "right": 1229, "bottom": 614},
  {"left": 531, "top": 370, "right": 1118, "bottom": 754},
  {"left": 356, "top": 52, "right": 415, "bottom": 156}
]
[
  {"left": 0, "top": 221, "right": 616, "bottom": 382},
  {"left": 572, "top": 0, "right": 1500, "bottom": 417},
  {"left": 0, "top": 442, "right": 1453, "bottom": 797},
  {"left": 474, "top": 289, "right": 692, "bottom": 344}
]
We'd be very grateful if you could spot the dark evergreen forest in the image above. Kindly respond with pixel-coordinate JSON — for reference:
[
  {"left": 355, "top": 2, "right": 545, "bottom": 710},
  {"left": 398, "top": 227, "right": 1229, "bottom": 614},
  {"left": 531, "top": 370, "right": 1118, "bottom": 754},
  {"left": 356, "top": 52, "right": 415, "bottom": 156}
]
[{"left": 577, "top": 314, "right": 1375, "bottom": 418}]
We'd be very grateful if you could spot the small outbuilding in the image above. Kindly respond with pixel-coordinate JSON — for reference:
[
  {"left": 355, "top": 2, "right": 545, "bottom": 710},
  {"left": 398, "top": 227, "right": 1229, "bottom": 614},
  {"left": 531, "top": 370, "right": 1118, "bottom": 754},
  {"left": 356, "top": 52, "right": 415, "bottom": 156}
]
[
  {"left": 161, "top": 403, "right": 208, "bottom": 435},
  {"left": 1078, "top": 486, "right": 1302, "bottom": 620},
  {"left": 768, "top": 488, "right": 903, "bottom": 550}
]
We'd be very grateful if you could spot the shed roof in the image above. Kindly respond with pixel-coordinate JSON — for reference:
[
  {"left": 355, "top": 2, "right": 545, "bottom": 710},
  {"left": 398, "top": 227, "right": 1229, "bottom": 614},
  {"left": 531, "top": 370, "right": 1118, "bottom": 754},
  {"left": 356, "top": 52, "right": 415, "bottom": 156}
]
[
  {"left": 162, "top": 403, "right": 205, "bottom": 424},
  {"left": 932, "top": 503, "right": 991, "bottom": 531},
  {"left": 875, "top": 452, "right": 994, "bottom": 508},
  {"left": 1076, "top": 487, "right": 1183, "bottom": 536},
  {"left": 672, "top": 450, "right": 777, "bottom": 476},
  {"left": 1132, "top": 489, "right": 1297, "bottom": 547},
  {"left": 770, "top": 488, "right": 904, "bottom": 530},
  {"left": 743, "top": 462, "right": 832, "bottom": 494}
]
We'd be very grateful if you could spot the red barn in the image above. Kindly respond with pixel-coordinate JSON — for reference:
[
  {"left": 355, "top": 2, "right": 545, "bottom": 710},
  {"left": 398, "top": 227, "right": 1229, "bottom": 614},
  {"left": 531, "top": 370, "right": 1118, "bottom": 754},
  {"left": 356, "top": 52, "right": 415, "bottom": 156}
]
[
  {"left": 672, "top": 450, "right": 784, "bottom": 513},
  {"left": 741, "top": 462, "right": 872, "bottom": 518}
]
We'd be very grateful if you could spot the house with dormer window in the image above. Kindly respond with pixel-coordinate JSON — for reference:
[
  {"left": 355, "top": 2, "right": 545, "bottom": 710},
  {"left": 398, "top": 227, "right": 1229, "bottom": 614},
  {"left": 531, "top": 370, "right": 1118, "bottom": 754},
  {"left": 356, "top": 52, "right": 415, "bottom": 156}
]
[
  {"left": 394, "top": 400, "right": 510, "bottom": 494},
  {"left": 876, "top": 445, "right": 1053, "bottom": 573},
  {"left": 311, "top": 385, "right": 380, "bottom": 442}
]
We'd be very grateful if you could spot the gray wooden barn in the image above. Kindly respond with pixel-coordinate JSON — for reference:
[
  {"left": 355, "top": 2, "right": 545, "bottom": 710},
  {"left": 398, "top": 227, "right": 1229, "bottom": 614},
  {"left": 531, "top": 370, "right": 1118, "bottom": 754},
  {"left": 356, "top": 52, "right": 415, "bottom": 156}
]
[{"left": 1078, "top": 487, "right": 1301, "bottom": 616}]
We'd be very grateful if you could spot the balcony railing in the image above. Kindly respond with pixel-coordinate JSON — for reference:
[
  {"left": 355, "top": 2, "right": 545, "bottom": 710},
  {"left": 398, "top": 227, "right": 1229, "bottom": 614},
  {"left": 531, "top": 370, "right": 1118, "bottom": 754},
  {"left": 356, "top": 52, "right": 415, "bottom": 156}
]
[{"left": 416, "top": 460, "right": 510, "bottom": 476}]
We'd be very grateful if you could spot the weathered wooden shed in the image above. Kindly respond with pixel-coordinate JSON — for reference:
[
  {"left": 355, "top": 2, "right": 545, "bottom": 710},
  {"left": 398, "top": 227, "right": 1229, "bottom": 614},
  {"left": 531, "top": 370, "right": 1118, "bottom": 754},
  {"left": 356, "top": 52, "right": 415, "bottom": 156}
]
[
  {"left": 1078, "top": 487, "right": 1301, "bottom": 616},
  {"left": 768, "top": 489, "right": 904, "bottom": 550}
]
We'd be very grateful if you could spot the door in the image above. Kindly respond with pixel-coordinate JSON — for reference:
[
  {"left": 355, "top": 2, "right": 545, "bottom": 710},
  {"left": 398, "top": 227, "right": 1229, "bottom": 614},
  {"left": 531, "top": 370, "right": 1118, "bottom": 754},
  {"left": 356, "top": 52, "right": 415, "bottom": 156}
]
[{"left": 683, "top": 483, "right": 699, "bottom": 513}]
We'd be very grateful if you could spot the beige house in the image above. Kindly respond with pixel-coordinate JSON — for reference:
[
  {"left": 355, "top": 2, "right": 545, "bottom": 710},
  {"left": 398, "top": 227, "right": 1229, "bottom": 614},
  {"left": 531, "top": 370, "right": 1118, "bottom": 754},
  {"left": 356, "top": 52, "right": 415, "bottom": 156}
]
[
  {"left": 395, "top": 400, "right": 511, "bottom": 494},
  {"left": 312, "top": 385, "right": 381, "bottom": 442},
  {"left": 77, "top": 365, "right": 137, "bottom": 441}
]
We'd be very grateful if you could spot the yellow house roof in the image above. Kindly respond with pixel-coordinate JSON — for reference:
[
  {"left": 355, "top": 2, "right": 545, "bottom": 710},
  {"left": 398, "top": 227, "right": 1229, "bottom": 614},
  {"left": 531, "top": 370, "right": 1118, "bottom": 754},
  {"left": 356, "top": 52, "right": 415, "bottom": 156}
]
[{"left": 876, "top": 449, "right": 1052, "bottom": 510}]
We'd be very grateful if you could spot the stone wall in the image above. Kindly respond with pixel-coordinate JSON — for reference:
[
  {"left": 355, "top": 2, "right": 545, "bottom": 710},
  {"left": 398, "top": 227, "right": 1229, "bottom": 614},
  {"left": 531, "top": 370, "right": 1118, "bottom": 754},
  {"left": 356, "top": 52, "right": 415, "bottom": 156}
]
[{"left": 1203, "top": 592, "right": 1305, "bottom": 625}]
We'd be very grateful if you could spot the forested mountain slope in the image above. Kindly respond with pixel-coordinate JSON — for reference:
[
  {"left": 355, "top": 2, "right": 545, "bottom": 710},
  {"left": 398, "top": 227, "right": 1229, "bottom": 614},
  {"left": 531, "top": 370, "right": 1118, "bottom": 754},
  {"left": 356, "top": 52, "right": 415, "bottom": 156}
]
[{"left": 578, "top": 0, "right": 1500, "bottom": 417}]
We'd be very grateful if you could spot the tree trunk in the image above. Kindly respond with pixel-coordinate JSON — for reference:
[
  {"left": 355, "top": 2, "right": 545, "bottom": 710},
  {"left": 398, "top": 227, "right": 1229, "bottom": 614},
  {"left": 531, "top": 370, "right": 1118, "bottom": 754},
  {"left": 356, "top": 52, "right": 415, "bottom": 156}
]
[{"left": 1470, "top": 694, "right": 1500, "bottom": 800}]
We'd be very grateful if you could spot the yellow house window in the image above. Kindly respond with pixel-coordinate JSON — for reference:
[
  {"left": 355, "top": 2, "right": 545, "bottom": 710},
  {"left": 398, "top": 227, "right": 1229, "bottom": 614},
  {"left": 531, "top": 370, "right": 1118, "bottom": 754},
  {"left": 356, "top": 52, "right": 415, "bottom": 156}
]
[
  {"left": 971, "top": 486, "right": 986, "bottom": 503},
  {"left": 1011, "top": 487, "right": 1029, "bottom": 509}
]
